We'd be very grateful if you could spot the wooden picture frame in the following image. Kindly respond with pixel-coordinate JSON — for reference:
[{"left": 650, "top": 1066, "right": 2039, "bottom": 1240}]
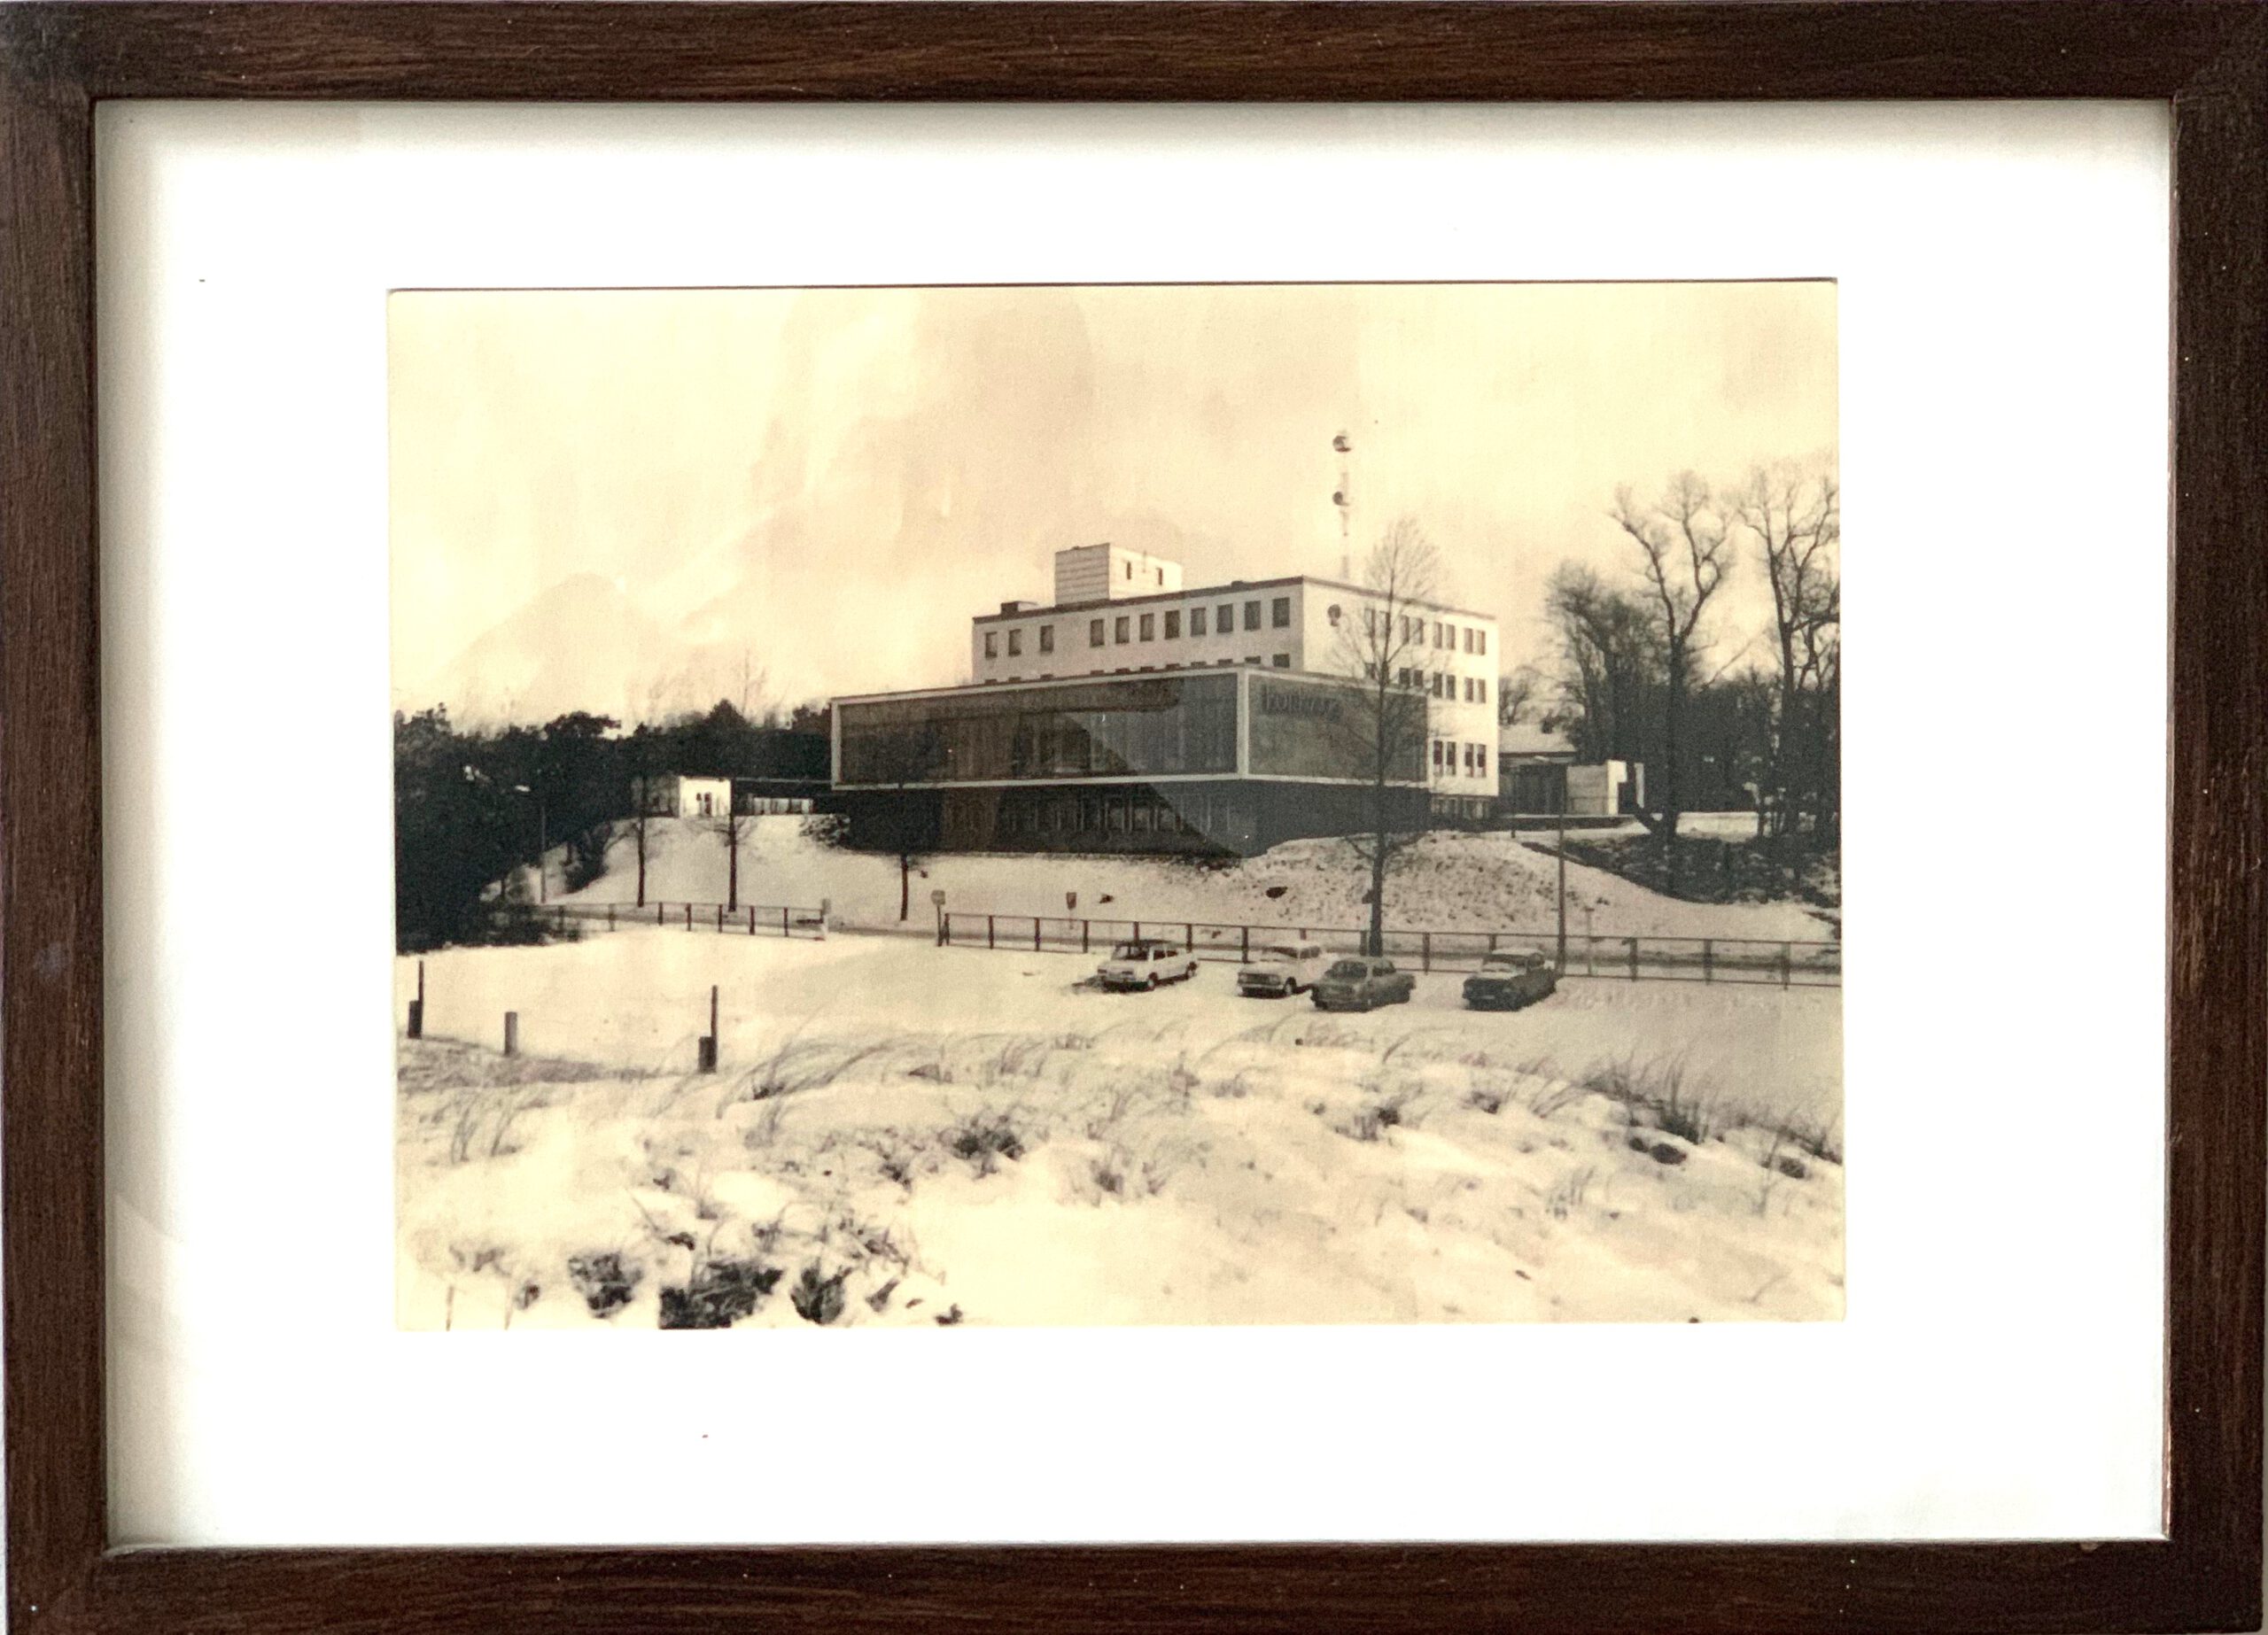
[{"left": 3, "top": 4, "right": 2261, "bottom": 1630}]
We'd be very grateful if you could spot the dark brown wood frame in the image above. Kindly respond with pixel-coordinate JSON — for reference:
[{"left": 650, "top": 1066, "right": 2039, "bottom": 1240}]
[{"left": 2, "top": 4, "right": 2261, "bottom": 1631}]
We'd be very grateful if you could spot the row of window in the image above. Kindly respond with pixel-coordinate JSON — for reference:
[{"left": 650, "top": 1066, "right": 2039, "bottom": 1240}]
[
  {"left": 984, "top": 596, "right": 1295, "bottom": 662},
  {"left": 1431, "top": 740, "right": 1492, "bottom": 778},
  {"left": 1364, "top": 608, "right": 1489, "bottom": 655},
  {"left": 993, "top": 654, "right": 1293, "bottom": 684},
  {"left": 1363, "top": 665, "right": 1490, "bottom": 704}
]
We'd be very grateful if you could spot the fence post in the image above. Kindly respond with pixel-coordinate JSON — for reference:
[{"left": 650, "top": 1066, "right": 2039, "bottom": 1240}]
[
  {"left": 781, "top": 906, "right": 790, "bottom": 937},
  {"left": 684, "top": 903, "right": 693, "bottom": 930},
  {"left": 607, "top": 904, "right": 616, "bottom": 932},
  {"left": 1082, "top": 920, "right": 1090, "bottom": 955},
  {"left": 656, "top": 903, "right": 664, "bottom": 926},
  {"left": 1240, "top": 925, "right": 1249, "bottom": 963},
  {"left": 502, "top": 1011, "right": 518, "bottom": 1057},
  {"left": 750, "top": 905, "right": 757, "bottom": 935},
  {"left": 697, "top": 985, "right": 718, "bottom": 1073},
  {"left": 407, "top": 959, "right": 424, "bottom": 1039},
  {"left": 987, "top": 915, "right": 996, "bottom": 949},
  {"left": 1703, "top": 940, "right": 1714, "bottom": 983},
  {"left": 1781, "top": 941, "right": 1792, "bottom": 988},
  {"left": 1034, "top": 918, "right": 1042, "bottom": 953},
  {"left": 1627, "top": 937, "right": 1639, "bottom": 982},
  {"left": 1487, "top": 932, "right": 1498, "bottom": 954},
  {"left": 717, "top": 904, "right": 725, "bottom": 932},
  {"left": 1132, "top": 920, "right": 1141, "bottom": 943},
  {"left": 1421, "top": 932, "right": 1432, "bottom": 972}
]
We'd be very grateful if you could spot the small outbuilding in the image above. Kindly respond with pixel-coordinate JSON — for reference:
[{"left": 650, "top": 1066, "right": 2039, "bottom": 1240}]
[{"left": 1497, "top": 725, "right": 1643, "bottom": 819}]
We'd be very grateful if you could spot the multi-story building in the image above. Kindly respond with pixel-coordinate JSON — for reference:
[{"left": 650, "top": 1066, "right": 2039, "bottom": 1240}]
[{"left": 833, "top": 545, "right": 1503, "bottom": 856}]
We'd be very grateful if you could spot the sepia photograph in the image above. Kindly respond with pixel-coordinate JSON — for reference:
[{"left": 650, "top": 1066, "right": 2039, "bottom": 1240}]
[{"left": 390, "top": 281, "right": 1842, "bottom": 1330}]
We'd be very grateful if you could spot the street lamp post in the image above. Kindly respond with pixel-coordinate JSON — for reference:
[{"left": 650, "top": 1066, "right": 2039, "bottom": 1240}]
[{"left": 1555, "top": 794, "right": 1568, "bottom": 972}]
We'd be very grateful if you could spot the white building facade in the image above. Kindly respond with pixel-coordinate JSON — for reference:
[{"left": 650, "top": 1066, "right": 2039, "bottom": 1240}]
[{"left": 970, "top": 547, "right": 1502, "bottom": 816}]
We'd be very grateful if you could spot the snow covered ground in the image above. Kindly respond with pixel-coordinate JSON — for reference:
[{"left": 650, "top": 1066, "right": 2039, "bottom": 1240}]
[
  {"left": 555, "top": 817, "right": 1833, "bottom": 942},
  {"left": 396, "top": 931, "right": 1843, "bottom": 1330}
]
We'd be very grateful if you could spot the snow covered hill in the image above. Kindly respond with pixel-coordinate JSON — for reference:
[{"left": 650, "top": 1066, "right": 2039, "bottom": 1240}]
[{"left": 556, "top": 816, "right": 1833, "bottom": 943}]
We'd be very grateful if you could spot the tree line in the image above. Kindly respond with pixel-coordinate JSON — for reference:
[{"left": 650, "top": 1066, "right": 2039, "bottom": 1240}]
[
  {"left": 1517, "top": 461, "right": 1840, "bottom": 891},
  {"left": 394, "top": 699, "right": 827, "bottom": 951}
]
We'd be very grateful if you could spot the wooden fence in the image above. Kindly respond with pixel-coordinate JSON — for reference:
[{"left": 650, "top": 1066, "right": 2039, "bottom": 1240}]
[{"left": 937, "top": 911, "right": 1839, "bottom": 988}]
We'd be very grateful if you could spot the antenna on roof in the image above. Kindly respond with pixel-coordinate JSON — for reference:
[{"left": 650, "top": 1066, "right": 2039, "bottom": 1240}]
[{"left": 1332, "top": 431, "right": 1353, "bottom": 579}]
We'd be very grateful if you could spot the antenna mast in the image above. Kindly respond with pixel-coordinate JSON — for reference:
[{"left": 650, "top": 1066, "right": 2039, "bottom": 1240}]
[{"left": 1332, "top": 430, "right": 1353, "bottom": 579}]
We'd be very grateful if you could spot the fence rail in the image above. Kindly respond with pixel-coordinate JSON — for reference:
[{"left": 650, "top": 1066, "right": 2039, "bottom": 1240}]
[
  {"left": 543, "top": 900, "right": 828, "bottom": 939},
  {"left": 938, "top": 911, "right": 1838, "bottom": 988}
]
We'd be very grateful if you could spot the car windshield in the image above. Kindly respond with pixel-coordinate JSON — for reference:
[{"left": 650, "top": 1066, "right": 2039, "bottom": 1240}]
[
  {"left": 1257, "top": 947, "right": 1303, "bottom": 964},
  {"left": 1109, "top": 943, "right": 1153, "bottom": 960},
  {"left": 1482, "top": 953, "right": 1536, "bottom": 970},
  {"left": 1325, "top": 960, "right": 1371, "bottom": 980}
]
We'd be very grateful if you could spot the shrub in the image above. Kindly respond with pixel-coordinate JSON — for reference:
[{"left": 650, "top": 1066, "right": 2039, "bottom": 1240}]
[
  {"left": 946, "top": 1109, "right": 1025, "bottom": 1175},
  {"left": 789, "top": 1263, "right": 849, "bottom": 1326},
  {"left": 1580, "top": 1052, "right": 1717, "bottom": 1144},
  {"left": 658, "top": 1258, "right": 782, "bottom": 1329},
  {"left": 567, "top": 1251, "right": 641, "bottom": 1319}
]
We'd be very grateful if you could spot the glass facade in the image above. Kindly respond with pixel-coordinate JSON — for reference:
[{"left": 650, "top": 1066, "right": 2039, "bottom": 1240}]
[
  {"left": 1247, "top": 677, "right": 1424, "bottom": 783},
  {"left": 839, "top": 673, "right": 1239, "bottom": 786}
]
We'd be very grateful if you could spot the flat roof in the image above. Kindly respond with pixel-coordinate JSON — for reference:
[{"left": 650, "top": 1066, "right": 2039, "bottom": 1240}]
[
  {"left": 969, "top": 573, "right": 1495, "bottom": 626},
  {"left": 832, "top": 663, "right": 1360, "bottom": 709}
]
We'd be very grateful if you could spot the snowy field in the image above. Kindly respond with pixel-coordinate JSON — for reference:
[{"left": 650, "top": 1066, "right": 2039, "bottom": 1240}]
[
  {"left": 397, "top": 930, "right": 1843, "bottom": 1331},
  {"left": 552, "top": 817, "right": 1836, "bottom": 942}
]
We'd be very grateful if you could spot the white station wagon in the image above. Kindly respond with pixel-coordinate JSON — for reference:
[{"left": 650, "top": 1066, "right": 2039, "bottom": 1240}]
[
  {"left": 1236, "top": 942, "right": 1328, "bottom": 998},
  {"left": 1096, "top": 940, "right": 1200, "bottom": 991}
]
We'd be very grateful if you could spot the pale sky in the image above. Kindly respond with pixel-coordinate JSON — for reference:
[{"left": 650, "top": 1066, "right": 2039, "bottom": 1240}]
[{"left": 389, "top": 282, "right": 1836, "bottom": 725}]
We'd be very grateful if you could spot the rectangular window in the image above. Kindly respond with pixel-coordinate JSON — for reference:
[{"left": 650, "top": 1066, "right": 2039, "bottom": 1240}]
[
  {"left": 1139, "top": 612, "right": 1155, "bottom": 640},
  {"left": 1479, "top": 678, "right": 1488, "bottom": 704},
  {"left": 1038, "top": 625, "right": 1054, "bottom": 655},
  {"left": 1243, "top": 600, "right": 1262, "bottom": 632},
  {"left": 1089, "top": 618, "right": 1105, "bottom": 647},
  {"left": 1115, "top": 616, "right": 1130, "bottom": 644},
  {"left": 1164, "top": 610, "right": 1181, "bottom": 639},
  {"left": 1245, "top": 655, "right": 1262, "bottom": 666},
  {"left": 1476, "top": 629, "right": 1487, "bottom": 656},
  {"left": 983, "top": 631, "right": 998, "bottom": 659},
  {"left": 1190, "top": 607, "right": 1207, "bottom": 637},
  {"left": 1219, "top": 602, "right": 1235, "bottom": 631},
  {"left": 1476, "top": 744, "right": 1487, "bottom": 777},
  {"left": 1007, "top": 628, "right": 1022, "bottom": 657},
  {"left": 1271, "top": 653, "right": 1290, "bottom": 669},
  {"left": 1431, "top": 740, "right": 1444, "bottom": 771},
  {"left": 1363, "top": 662, "right": 1379, "bottom": 680},
  {"left": 1433, "top": 621, "right": 1445, "bottom": 647},
  {"left": 1132, "top": 802, "right": 1153, "bottom": 833},
  {"left": 1270, "top": 596, "right": 1291, "bottom": 628}
]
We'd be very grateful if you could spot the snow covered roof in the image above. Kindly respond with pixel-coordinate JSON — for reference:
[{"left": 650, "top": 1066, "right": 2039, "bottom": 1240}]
[{"left": 1497, "top": 724, "right": 1575, "bottom": 759}]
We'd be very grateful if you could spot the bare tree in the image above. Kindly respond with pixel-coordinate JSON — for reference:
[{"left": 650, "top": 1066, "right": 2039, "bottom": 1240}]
[
  {"left": 1543, "top": 563, "right": 1658, "bottom": 762},
  {"left": 856, "top": 723, "right": 947, "bottom": 922},
  {"left": 703, "top": 797, "right": 753, "bottom": 912},
  {"left": 1733, "top": 463, "right": 1840, "bottom": 848},
  {"left": 618, "top": 763, "right": 661, "bottom": 909},
  {"left": 1612, "top": 472, "right": 1731, "bottom": 890},
  {"left": 1328, "top": 516, "right": 1440, "bottom": 957},
  {"left": 1495, "top": 663, "right": 1546, "bottom": 726}
]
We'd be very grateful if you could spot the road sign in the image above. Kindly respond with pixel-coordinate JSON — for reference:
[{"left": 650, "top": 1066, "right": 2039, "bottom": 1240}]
[{"left": 930, "top": 889, "right": 945, "bottom": 906}]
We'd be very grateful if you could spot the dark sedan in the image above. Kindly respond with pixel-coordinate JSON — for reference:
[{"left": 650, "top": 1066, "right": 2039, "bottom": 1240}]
[
  {"left": 1462, "top": 949, "right": 1558, "bottom": 1011},
  {"left": 1311, "top": 957, "right": 1417, "bottom": 1012}
]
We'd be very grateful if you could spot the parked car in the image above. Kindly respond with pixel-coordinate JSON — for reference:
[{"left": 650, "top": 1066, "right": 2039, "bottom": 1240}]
[
  {"left": 1462, "top": 948, "right": 1558, "bottom": 1011},
  {"left": 1310, "top": 956, "right": 1416, "bottom": 1011},
  {"left": 1237, "top": 941, "right": 1328, "bottom": 998},
  {"left": 1096, "top": 939, "right": 1200, "bottom": 990}
]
